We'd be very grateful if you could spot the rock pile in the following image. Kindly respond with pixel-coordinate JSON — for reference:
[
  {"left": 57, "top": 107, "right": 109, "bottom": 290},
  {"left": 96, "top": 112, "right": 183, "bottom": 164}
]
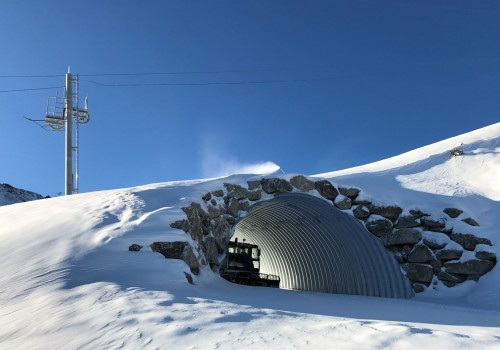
[{"left": 167, "top": 176, "right": 496, "bottom": 293}]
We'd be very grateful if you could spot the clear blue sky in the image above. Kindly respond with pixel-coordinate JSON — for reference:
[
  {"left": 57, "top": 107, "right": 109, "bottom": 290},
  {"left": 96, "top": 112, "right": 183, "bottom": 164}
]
[{"left": 1, "top": 0, "right": 499, "bottom": 196}]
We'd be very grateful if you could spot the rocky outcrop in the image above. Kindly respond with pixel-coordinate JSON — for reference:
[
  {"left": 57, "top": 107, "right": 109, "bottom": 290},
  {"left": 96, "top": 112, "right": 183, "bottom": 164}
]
[
  {"left": 150, "top": 241, "right": 200, "bottom": 275},
  {"left": 163, "top": 175, "right": 496, "bottom": 295}
]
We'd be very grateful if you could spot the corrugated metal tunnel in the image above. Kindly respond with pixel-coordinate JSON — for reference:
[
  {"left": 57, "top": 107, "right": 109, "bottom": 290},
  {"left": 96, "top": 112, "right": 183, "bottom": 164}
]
[{"left": 231, "top": 193, "right": 413, "bottom": 298}]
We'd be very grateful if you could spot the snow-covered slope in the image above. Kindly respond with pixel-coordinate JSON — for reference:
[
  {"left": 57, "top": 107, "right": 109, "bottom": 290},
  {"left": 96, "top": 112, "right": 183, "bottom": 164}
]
[
  {"left": 0, "top": 183, "right": 46, "bottom": 206},
  {"left": 0, "top": 124, "right": 499, "bottom": 349}
]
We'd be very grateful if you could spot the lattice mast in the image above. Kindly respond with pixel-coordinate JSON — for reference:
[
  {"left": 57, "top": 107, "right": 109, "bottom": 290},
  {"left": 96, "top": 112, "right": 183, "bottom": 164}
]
[{"left": 45, "top": 67, "right": 90, "bottom": 195}]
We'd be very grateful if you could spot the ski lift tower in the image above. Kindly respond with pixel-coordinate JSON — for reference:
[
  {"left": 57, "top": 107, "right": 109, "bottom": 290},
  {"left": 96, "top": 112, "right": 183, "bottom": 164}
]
[{"left": 45, "top": 67, "right": 90, "bottom": 195}]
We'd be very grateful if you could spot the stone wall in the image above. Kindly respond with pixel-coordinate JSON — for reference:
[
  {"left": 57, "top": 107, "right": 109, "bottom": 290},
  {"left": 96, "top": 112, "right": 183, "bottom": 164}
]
[{"left": 168, "top": 175, "right": 497, "bottom": 294}]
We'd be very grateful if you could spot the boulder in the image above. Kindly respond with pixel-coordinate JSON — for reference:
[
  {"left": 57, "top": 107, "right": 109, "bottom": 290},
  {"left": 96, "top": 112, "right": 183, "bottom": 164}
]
[
  {"left": 239, "top": 200, "right": 250, "bottom": 212},
  {"left": 207, "top": 205, "right": 221, "bottom": 219},
  {"left": 382, "top": 228, "right": 422, "bottom": 246},
  {"left": 402, "top": 263, "right": 434, "bottom": 283},
  {"left": 412, "top": 283, "right": 426, "bottom": 293},
  {"left": 211, "top": 215, "right": 232, "bottom": 251},
  {"left": 247, "top": 180, "right": 261, "bottom": 190},
  {"left": 334, "top": 196, "right": 352, "bottom": 210},
  {"left": 407, "top": 244, "right": 435, "bottom": 263},
  {"left": 170, "top": 219, "right": 190, "bottom": 233},
  {"left": 353, "top": 205, "right": 370, "bottom": 220},
  {"left": 365, "top": 217, "right": 393, "bottom": 237},
  {"left": 202, "top": 192, "right": 211, "bottom": 202},
  {"left": 212, "top": 189, "right": 224, "bottom": 197},
  {"left": 224, "top": 183, "right": 249, "bottom": 200},
  {"left": 395, "top": 215, "right": 420, "bottom": 229},
  {"left": 475, "top": 251, "right": 497, "bottom": 261},
  {"left": 420, "top": 217, "right": 446, "bottom": 231},
  {"left": 261, "top": 178, "right": 293, "bottom": 194},
  {"left": 202, "top": 236, "right": 219, "bottom": 265},
  {"left": 226, "top": 197, "right": 240, "bottom": 217},
  {"left": 368, "top": 204, "right": 403, "bottom": 221},
  {"left": 450, "top": 233, "right": 492, "bottom": 251},
  {"left": 409, "top": 209, "right": 429, "bottom": 218},
  {"left": 443, "top": 208, "right": 463, "bottom": 218},
  {"left": 429, "top": 260, "right": 443, "bottom": 274},
  {"left": 182, "top": 203, "right": 211, "bottom": 241},
  {"left": 436, "top": 271, "right": 466, "bottom": 283},
  {"left": 150, "top": 241, "right": 200, "bottom": 275},
  {"left": 290, "top": 175, "right": 316, "bottom": 192},
  {"left": 247, "top": 190, "right": 262, "bottom": 201},
  {"left": 314, "top": 180, "right": 339, "bottom": 200},
  {"left": 435, "top": 248, "right": 463, "bottom": 261},
  {"left": 422, "top": 237, "right": 447, "bottom": 250},
  {"left": 184, "top": 272, "right": 194, "bottom": 285},
  {"left": 338, "top": 187, "right": 360, "bottom": 198},
  {"left": 128, "top": 244, "right": 142, "bottom": 251},
  {"left": 462, "top": 217, "right": 480, "bottom": 227},
  {"left": 444, "top": 259, "right": 495, "bottom": 276}
]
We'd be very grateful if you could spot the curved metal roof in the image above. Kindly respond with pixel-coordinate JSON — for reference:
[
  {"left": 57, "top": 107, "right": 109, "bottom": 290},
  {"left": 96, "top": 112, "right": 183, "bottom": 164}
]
[{"left": 232, "top": 193, "right": 413, "bottom": 298}]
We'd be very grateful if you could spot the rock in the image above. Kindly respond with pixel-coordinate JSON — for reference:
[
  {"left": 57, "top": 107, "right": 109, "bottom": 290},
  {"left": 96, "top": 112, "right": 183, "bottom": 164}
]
[
  {"left": 202, "top": 237, "right": 219, "bottom": 265},
  {"left": 436, "top": 271, "right": 466, "bottom": 283},
  {"left": 184, "top": 271, "right": 194, "bottom": 285},
  {"left": 246, "top": 190, "right": 262, "bottom": 201},
  {"left": 352, "top": 198, "right": 372, "bottom": 206},
  {"left": 170, "top": 219, "right": 190, "bottom": 233},
  {"left": 261, "top": 178, "right": 293, "bottom": 194},
  {"left": 224, "top": 183, "right": 249, "bottom": 200},
  {"left": 450, "top": 233, "right": 492, "bottom": 251},
  {"left": 395, "top": 215, "right": 420, "bottom": 229},
  {"left": 368, "top": 204, "right": 403, "bottom": 221},
  {"left": 239, "top": 200, "right": 250, "bottom": 212},
  {"left": 212, "top": 189, "right": 224, "bottom": 197},
  {"left": 412, "top": 283, "right": 426, "bottom": 293},
  {"left": 444, "top": 259, "right": 494, "bottom": 276},
  {"left": 353, "top": 205, "right": 370, "bottom": 220},
  {"left": 211, "top": 216, "right": 232, "bottom": 251},
  {"left": 402, "top": 263, "right": 434, "bottom": 283},
  {"left": 314, "top": 180, "right": 339, "bottom": 200},
  {"left": 207, "top": 205, "right": 221, "bottom": 219},
  {"left": 334, "top": 196, "right": 352, "bottom": 210},
  {"left": 420, "top": 217, "right": 446, "bottom": 231},
  {"left": 182, "top": 203, "right": 211, "bottom": 240},
  {"left": 202, "top": 192, "right": 211, "bottom": 202},
  {"left": 339, "top": 187, "right": 360, "bottom": 198},
  {"left": 429, "top": 260, "right": 443, "bottom": 274},
  {"left": 401, "top": 245, "right": 412, "bottom": 260},
  {"left": 210, "top": 199, "right": 217, "bottom": 206},
  {"left": 475, "top": 251, "right": 497, "bottom": 261},
  {"left": 443, "top": 208, "right": 463, "bottom": 218},
  {"left": 394, "top": 252, "right": 404, "bottom": 263},
  {"left": 290, "top": 175, "right": 316, "bottom": 191},
  {"left": 247, "top": 180, "right": 261, "bottom": 190},
  {"left": 128, "top": 244, "right": 142, "bottom": 251},
  {"left": 435, "top": 248, "right": 463, "bottom": 261},
  {"left": 407, "top": 244, "right": 435, "bottom": 263},
  {"left": 409, "top": 209, "right": 429, "bottom": 218},
  {"left": 382, "top": 228, "right": 422, "bottom": 246},
  {"left": 422, "top": 237, "right": 447, "bottom": 250},
  {"left": 365, "top": 217, "right": 393, "bottom": 237},
  {"left": 150, "top": 241, "right": 200, "bottom": 275},
  {"left": 462, "top": 217, "right": 480, "bottom": 227},
  {"left": 226, "top": 197, "right": 240, "bottom": 217}
]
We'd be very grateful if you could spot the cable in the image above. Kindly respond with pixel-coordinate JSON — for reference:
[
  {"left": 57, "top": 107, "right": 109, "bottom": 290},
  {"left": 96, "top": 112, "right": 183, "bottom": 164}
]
[
  {"left": 88, "top": 75, "right": 357, "bottom": 87},
  {"left": 0, "top": 74, "right": 64, "bottom": 78},
  {"left": 0, "top": 86, "right": 64, "bottom": 93},
  {"left": 79, "top": 69, "right": 284, "bottom": 77}
]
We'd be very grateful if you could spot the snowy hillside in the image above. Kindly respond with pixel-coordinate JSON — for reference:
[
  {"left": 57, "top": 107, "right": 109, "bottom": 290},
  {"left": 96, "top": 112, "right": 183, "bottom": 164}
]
[
  {"left": 0, "top": 123, "right": 499, "bottom": 349},
  {"left": 0, "top": 183, "right": 46, "bottom": 206}
]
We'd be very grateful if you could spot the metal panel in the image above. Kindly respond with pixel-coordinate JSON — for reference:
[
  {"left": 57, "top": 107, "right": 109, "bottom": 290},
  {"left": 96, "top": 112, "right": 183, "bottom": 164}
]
[{"left": 232, "top": 193, "right": 413, "bottom": 298}]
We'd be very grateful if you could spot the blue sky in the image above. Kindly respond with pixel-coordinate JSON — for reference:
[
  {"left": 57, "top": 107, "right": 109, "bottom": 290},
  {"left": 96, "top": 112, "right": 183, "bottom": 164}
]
[{"left": 1, "top": 0, "right": 499, "bottom": 196}]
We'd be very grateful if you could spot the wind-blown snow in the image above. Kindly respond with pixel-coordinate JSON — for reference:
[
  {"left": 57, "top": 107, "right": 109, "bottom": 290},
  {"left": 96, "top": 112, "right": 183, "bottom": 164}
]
[{"left": 1, "top": 123, "right": 499, "bottom": 349}]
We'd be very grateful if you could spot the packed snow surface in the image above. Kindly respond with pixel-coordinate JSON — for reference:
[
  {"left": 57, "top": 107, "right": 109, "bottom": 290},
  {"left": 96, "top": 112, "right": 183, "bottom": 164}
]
[{"left": 1, "top": 123, "right": 499, "bottom": 349}]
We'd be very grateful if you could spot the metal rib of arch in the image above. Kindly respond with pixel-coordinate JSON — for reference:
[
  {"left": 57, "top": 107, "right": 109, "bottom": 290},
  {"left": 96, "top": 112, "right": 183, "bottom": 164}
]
[{"left": 233, "top": 193, "right": 413, "bottom": 298}]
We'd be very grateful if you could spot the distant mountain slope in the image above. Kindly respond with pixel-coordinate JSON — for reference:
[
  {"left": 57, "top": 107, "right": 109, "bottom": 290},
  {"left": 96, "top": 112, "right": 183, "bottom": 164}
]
[{"left": 0, "top": 183, "right": 46, "bottom": 206}]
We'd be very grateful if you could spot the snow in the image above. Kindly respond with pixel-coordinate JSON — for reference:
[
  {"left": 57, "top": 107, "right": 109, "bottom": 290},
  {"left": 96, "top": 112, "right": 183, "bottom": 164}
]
[{"left": 1, "top": 124, "right": 500, "bottom": 349}]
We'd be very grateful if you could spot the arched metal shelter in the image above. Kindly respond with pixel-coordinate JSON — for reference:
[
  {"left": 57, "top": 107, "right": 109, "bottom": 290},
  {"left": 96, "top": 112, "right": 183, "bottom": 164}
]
[{"left": 232, "top": 193, "right": 413, "bottom": 298}]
